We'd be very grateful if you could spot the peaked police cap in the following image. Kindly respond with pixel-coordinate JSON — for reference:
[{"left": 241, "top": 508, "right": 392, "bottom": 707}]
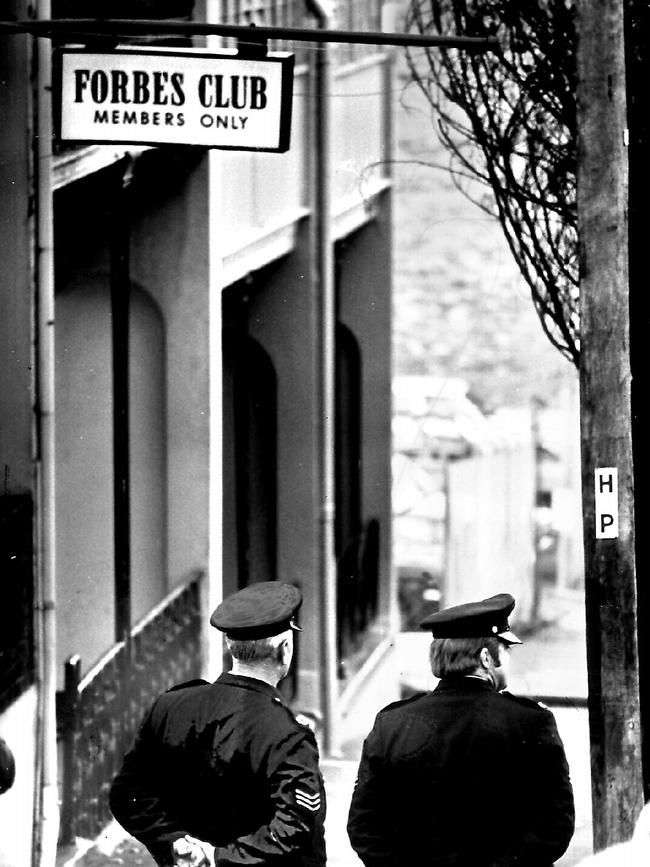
[
  {"left": 210, "top": 581, "right": 303, "bottom": 640},
  {"left": 419, "top": 592, "right": 522, "bottom": 645}
]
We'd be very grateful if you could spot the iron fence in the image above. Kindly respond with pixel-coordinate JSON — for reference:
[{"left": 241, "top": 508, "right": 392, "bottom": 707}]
[{"left": 58, "top": 571, "right": 204, "bottom": 844}]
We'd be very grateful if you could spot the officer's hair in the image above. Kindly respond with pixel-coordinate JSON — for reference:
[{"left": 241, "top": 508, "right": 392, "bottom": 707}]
[
  {"left": 429, "top": 636, "right": 501, "bottom": 678},
  {"left": 226, "top": 631, "right": 287, "bottom": 665}
]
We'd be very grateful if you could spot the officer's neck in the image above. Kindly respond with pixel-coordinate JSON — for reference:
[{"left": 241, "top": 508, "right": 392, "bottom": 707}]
[
  {"left": 229, "top": 661, "right": 283, "bottom": 688},
  {"left": 466, "top": 669, "right": 496, "bottom": 688}
]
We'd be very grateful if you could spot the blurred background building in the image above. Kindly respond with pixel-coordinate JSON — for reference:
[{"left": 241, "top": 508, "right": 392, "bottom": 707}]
[
  {"left": 390, "top": 41, "right": 583, "bottom": 645},
  {"left": 392, "top": 374, "right": 583, "bottom": 636}
]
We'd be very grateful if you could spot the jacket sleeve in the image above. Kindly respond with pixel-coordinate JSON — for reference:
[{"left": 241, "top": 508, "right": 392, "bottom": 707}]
[
  {"left": 215, "top": 727, "right": 325, "bottom": 866},
  {"left": 511, "top": 708, "right": 575, "bottom": 865},
  {"left": 346, "top": 721, "right": 398, "bottom": 867},
  {"left": 109, "top": 703, "right": 187, "bottom": 866}
]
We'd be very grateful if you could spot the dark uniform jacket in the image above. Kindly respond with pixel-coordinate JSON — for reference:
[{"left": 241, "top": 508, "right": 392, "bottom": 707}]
[
  {"left": 110, "top": 673, "right": 326, "bottom": 867},
  {"left": 347, "top": 677, "right": 574, "bottom": 867}
]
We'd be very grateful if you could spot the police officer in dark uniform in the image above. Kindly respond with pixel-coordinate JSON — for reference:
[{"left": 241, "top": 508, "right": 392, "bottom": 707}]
[
  {"left": 347, "top": 593, "right": 575, "bottom": 867},
  {"left": 110, "top": 582, "right": 326, "bottom": 867}
]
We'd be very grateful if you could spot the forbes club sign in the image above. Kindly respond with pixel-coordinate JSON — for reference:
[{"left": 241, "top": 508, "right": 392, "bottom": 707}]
[{"left": 55, "top": 47, "right": 295, "bottom": 152}]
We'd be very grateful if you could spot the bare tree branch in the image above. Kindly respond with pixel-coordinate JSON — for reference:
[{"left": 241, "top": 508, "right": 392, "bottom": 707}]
[{"left": 405, "top": 0, "right": 579, "bottom": 366}]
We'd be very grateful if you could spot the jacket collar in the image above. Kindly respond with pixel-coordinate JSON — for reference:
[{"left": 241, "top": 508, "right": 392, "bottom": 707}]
[
  {"left": 216, "top": 671, "right": 286, "bottom": 703},
  {"left": 434, "top": 675, "right": 496, "bottom": 695}
]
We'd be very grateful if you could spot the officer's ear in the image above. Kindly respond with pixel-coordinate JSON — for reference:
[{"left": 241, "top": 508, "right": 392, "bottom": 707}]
[
  {"left": 279, "top": 634, "right": 294, "bottom": 667},
  {"left": 479, "top": 646, "right": 492, "bottom": 669}
]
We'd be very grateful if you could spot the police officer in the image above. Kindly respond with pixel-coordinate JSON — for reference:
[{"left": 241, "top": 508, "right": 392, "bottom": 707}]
[
  {"left": 110, "top": 582, "right": 326, "bottom": 867},
  {"left": 347, "top": 593, "right": 575, "bottom": 867}
]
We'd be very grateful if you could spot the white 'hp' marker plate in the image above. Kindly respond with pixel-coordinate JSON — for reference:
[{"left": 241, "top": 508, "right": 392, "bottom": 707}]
[{"left": 595, "top": 467, "right": 618, "bottom": 539}]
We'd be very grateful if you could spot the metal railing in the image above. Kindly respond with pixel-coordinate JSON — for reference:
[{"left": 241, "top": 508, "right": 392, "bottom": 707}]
[{"left": 58, "top": 571, "right": 204, "bottom": 844}]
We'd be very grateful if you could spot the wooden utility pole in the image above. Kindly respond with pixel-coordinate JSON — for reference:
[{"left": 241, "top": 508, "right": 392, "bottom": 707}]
[
  {"left": 625, "top": 0, "right": 650, "bottom": 807},
  {"left": 576, "top": 0, "right": 644, "bottom": 848}
]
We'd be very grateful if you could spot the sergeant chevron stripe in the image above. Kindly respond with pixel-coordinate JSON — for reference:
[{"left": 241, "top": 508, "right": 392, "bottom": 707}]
[{"left": 295, "top": 788, "right": 321, "bottom": 811}]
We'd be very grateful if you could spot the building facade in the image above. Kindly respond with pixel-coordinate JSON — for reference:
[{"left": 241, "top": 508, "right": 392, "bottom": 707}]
[{"left": 0, "top": 2, "right": 395, "bottom": 864}]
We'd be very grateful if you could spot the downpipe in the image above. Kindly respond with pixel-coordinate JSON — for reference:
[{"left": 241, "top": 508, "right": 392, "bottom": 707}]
[
  {"left": 33, "top": 0, "right": 59, "bottom": 864},
  {"left": 305, "top": 0, "right": 340, "bottom": 758}
]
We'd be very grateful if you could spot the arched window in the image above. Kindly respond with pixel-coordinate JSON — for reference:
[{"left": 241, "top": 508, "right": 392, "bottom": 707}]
[{"left": 222, "top": 321, "right": 278, "bottom": 592}]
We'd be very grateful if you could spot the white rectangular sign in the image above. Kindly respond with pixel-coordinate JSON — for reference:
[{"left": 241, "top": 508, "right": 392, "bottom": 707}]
[
  {"left": 55, "top": 47, "right": 294, "bottom": 152},
  {"left": 595, "top": 467, "right": 619, "bottom": 539}
]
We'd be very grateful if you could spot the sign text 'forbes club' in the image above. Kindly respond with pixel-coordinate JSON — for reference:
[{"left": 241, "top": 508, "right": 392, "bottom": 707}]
[{"left": 56, "top": 48, "right": 294, "bottom": 152}]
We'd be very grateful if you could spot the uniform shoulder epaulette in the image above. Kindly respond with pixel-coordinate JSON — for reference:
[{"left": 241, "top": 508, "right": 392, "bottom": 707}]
[
  {"left": 501, "top": 691, "right": 550, "bottom": 711},
  {"left": 166, "top": 678, "right": 210, "bottom": 693},
  {"left": 379, "top": 691, "right": 428, "bottom": 714},
  {"left": 276, "top": 701, "right": 319, "bottom": 735},
  {"left": 280, "top": 701, "right": 310, "bottom": 722},
  {"left": 292, "top": 710, "right": 321, "bottom": 731}
]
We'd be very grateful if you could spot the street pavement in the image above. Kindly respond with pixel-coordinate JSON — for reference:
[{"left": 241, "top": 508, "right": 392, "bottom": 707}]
[{"left": 60, "top": 587, "right": 592, "bottom": 867}]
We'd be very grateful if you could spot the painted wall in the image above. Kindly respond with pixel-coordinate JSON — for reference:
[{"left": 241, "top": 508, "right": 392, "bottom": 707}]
[
  {"left": 55, "top": 278, "right": 116, "bottom": 678},
  {"left": 129, "top": 151, "right": 212, "bottom": 588},
  {"left": 331, "top": 59, "right": 389, "bottom": 208}
]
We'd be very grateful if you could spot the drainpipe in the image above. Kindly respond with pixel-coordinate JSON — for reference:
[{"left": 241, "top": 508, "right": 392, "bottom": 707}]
[
  {"left": 33, "top": 1, "right": 59, "bottom": 864},
  {"left": 305, "top": 0, "right": 340, "bottom": 757},
  {"left": 110, "top": 157, "right": 135, "bottom": 647}
]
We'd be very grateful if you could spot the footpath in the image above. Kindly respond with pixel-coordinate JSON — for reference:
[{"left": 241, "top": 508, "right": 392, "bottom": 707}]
[{"left": 60, "top": 588, "right": 592, "bottom": 867}]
